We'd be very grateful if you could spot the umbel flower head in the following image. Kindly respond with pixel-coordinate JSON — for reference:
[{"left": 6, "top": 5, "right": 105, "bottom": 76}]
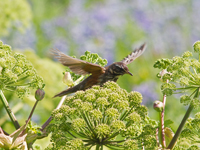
[
  {"left": 47, "top": 81, "right": 157, "bottom": 150},
  {"left": 154, "top": 41, "right": 200, "bottom": 108},
  {"left": 0, "top": 41, "right": 44, "bottom": 98}
]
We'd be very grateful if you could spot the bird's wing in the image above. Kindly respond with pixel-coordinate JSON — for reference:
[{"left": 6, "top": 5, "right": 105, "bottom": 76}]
[
  {"left": 51, "top": 49, "right": 105, "bottom": 75},
  {"left": 121, "top": 43, "right": 146, "bottom": 65}
]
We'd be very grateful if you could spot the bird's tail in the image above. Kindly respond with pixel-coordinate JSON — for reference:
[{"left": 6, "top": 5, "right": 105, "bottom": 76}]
[{"left": 53, "top": 87, "right": 75, "bottom": 98}]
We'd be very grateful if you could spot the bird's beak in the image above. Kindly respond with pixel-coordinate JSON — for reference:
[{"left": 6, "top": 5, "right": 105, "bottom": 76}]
[{"left": 127, "top": 71, "right": 133, "bottom": 76}]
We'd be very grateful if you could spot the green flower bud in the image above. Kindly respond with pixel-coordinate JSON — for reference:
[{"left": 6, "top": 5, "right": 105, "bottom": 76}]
[
  {"left": 182, "top": 51, "right": 193, "bottom": 58},
  {"left": 105, "top": 108, "right": 119, "bottom": 118},
  {"left": 96, "top": 124, "right": 111, "bottom": 140},
  {"left": 191, "top": 98, "right": 200, "bottom": 109},
  {"left": 195, "top": 112, "right": 200, "bottom": 119},
  {"left": 179, "top": 76, "right": 190, "bottom": 86},
  {"left": 125, "top": 125, "right": 142, "bottom": 137},
  {"left": 72, "top": 118, "right": 86, "bottom": 132},
  {"left": 128, "top": 112, "right": 141, "bottom": 123},
  {"left": 81, "top": 102, "right": 93, "bottom": 111},
  {"left": 72, "top": 99, "right": 82, "bottom": 108},
  {"left": 123, "top": 139, "right": 138, "bottom": 149},
  {"left": 96, "top": 97, "right": 109, "bottom": 106},
  {"left": 90, "top": 109, "right": 103, "bottom": 120},
  {"left": 111, "top": 120, "right": 125, "bottom": 130},
  {"left": 193, "top": 41, "right": 200, "bottom": 53},
  {"left": 35, "top": 88, "right": 45, "bottom": 101},
  {"left": 62, "top": 72, "right": 74, "bottom": 86},
  {"left": 83, "top": 93, "right": 96, "bottom": 102},
  {"left": 180, "top": 95, "right": 191, "bottom": 106},
  {"left": 128, "top": 91, "right": 143, "bottom": 105},
  {"left": 153, "top": 101, "right": 164, "bottom": 112},
  {"left": 66, "top": 139, "right": 85, "bottom": 149}
]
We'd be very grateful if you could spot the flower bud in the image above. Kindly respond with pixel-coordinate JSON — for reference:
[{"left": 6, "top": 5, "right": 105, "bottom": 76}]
[
  {"left": 63, "top": 72, "right": 74, "bottom": 86},
  {"left": 193, "top": 41, "right": 200, "bottom": 53},
  {"left": 35, "top": 89, "right": 45, "bottom": 101},
  {"left": 153, "top": 101, "right": 164, "bottom": 112}
]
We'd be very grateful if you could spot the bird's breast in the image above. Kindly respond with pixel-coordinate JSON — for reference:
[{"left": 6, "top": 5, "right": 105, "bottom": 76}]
[{"left": 98, "top": 73, "right": 120, "bottom": 85}]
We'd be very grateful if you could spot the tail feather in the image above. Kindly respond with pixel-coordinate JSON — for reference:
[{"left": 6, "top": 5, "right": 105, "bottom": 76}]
[{"left": 53, "top": 87, "right": 74, "bottom": 98}]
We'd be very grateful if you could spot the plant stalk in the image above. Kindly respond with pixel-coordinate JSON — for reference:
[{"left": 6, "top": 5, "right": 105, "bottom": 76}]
[
  {"left": 167, "top": 88, "right": 199, "bottom": 149},
  {"left": 0, "top": 90, "right": 20, "bottom": 129}
]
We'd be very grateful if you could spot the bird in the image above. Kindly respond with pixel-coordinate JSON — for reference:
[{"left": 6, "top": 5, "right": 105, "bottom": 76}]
[{"left": 52, "top": 43, "right": 146, "bottom": 97}]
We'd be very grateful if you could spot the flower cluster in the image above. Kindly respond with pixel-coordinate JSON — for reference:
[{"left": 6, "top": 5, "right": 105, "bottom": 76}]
[
  {"left": 0, "top": 41, "right": 44, "bottom": 98},
  {"left": 47, "top": 81, "right": 157, "bottom": 149},
  {"left": 154, "top": 41, "right": 200, "bottom": 108}
]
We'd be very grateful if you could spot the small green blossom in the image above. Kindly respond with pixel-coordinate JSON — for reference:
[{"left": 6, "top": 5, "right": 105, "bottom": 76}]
[
  {"left": 81, "top": 102, "right": 93, "bottom": 112},
  {"left": 187, "top": 145, "right": 199, "bottom": 150},
  {"left": 123, "top": 139, "right": 138, "bottom": 150},
  {"left": 162, "top": 73, "right": 172, "bottom": 82},
  {"left": 66, "top": 139, "right": 86, "bottom": 150},
  {"left": 115, "top": 100, "right": 129, "bottom": 110},
  {"left": 16, "top": 86, "right": 28, "bottom": 98},
  {"left": 96, "top": 97, "right": 109, "bottom": 106},
  {"left": 103, "top": 81, "right": 120, "bottom": 90},
  {"left": 154, "top": 58, "right": 172, "bottom": 69},
  {"left": 105, "top": 108, "right": 119, "bottom": 119},
  {"left": 180, "top": 95, "right": 191, "bottom": 106},
  {"left": 74, "top": 91, "right": 85, "bottom": 99},
  {"left": 128, "top": 91, "right": 143, "bottom": 105},
  {"left": 83, "top": 93, "right": 96, "bottom": 102},
  {"left": 179, "top": 76, "right": 190, "bottom": 86},
  {"left": 111, "top": 120, "right": 125, "bottom": 130},
  {"left": 107, "top": 93, "right": 120, "bottom": 103},
  {"left": 72, "top": 118, "right": 86, "bottom": 132},
  {"left": 90, "top": 109, "right": 103, "bottom": 120},
  {"left": 191, "top": 98, "right": 200, "bottom": 109},
  {"left": 193, "top": 41, "right": 200, "bottom": 53},
  {"left": 96, "top": 124, "right": 111, "bottom": 139},
  {"left": 195, "top": 112, "right": 200, "bottom": 119},
  {"left": 72, "top": 99, "right": 82, "bottom": 108},
  {"left": 128, "top": 112, "right": 141, "bottom": 123},
  {"left": 123, "top": 124, "right": 142, "bottom": 137},
  {"left": 182, "top": 51, "right": 193, "bottom": 58}
]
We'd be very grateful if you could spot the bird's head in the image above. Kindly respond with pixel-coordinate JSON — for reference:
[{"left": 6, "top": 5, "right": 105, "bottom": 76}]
[{"left": 110, "top": 62, "right": 133, "bottom": 76}]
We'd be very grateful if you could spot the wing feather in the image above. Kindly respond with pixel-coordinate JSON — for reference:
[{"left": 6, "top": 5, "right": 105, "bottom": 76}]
[
  {"left": 51, "top": 49, "right": 105, "bottom": 75},
  {"left": 121, "top": 43, "right": 146, "bottom": 65}
]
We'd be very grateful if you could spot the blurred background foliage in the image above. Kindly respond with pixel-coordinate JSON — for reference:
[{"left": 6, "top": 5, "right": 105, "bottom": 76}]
[{"left": 1, "top": 0, "right": 200, "bottom": 149}]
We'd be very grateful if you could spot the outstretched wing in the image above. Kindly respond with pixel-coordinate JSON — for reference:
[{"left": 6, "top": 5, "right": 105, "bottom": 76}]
[
  {"left": 51, "top": 49, "right": 105, "bottom": 75},
  {"left": 121, "top": 43, "right": 146, "bottom": 65}
]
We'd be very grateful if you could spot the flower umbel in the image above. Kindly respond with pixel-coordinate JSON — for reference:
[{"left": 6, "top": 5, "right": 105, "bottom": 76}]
[
  {"left": 47, "top": 81, "right": 157, "bottom": 150},
  {"left": 0, "top": 41, "right": 44, "bottom": 98}
]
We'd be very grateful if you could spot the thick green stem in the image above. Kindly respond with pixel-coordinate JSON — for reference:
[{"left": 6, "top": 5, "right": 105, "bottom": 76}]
[
  {"left": 167, "top": 104, "right": 193, "bottom": 149},
  {"left": 0, "top": 90, "right": 20, "bottom": 129},
  {"left": 167, "top": 88, "right": 199, "bottom": 149}
]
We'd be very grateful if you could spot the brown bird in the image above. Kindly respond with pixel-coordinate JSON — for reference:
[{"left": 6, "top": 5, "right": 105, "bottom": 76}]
[{"left": 52, "top": 43, "right": 146, "bottom": 97}]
